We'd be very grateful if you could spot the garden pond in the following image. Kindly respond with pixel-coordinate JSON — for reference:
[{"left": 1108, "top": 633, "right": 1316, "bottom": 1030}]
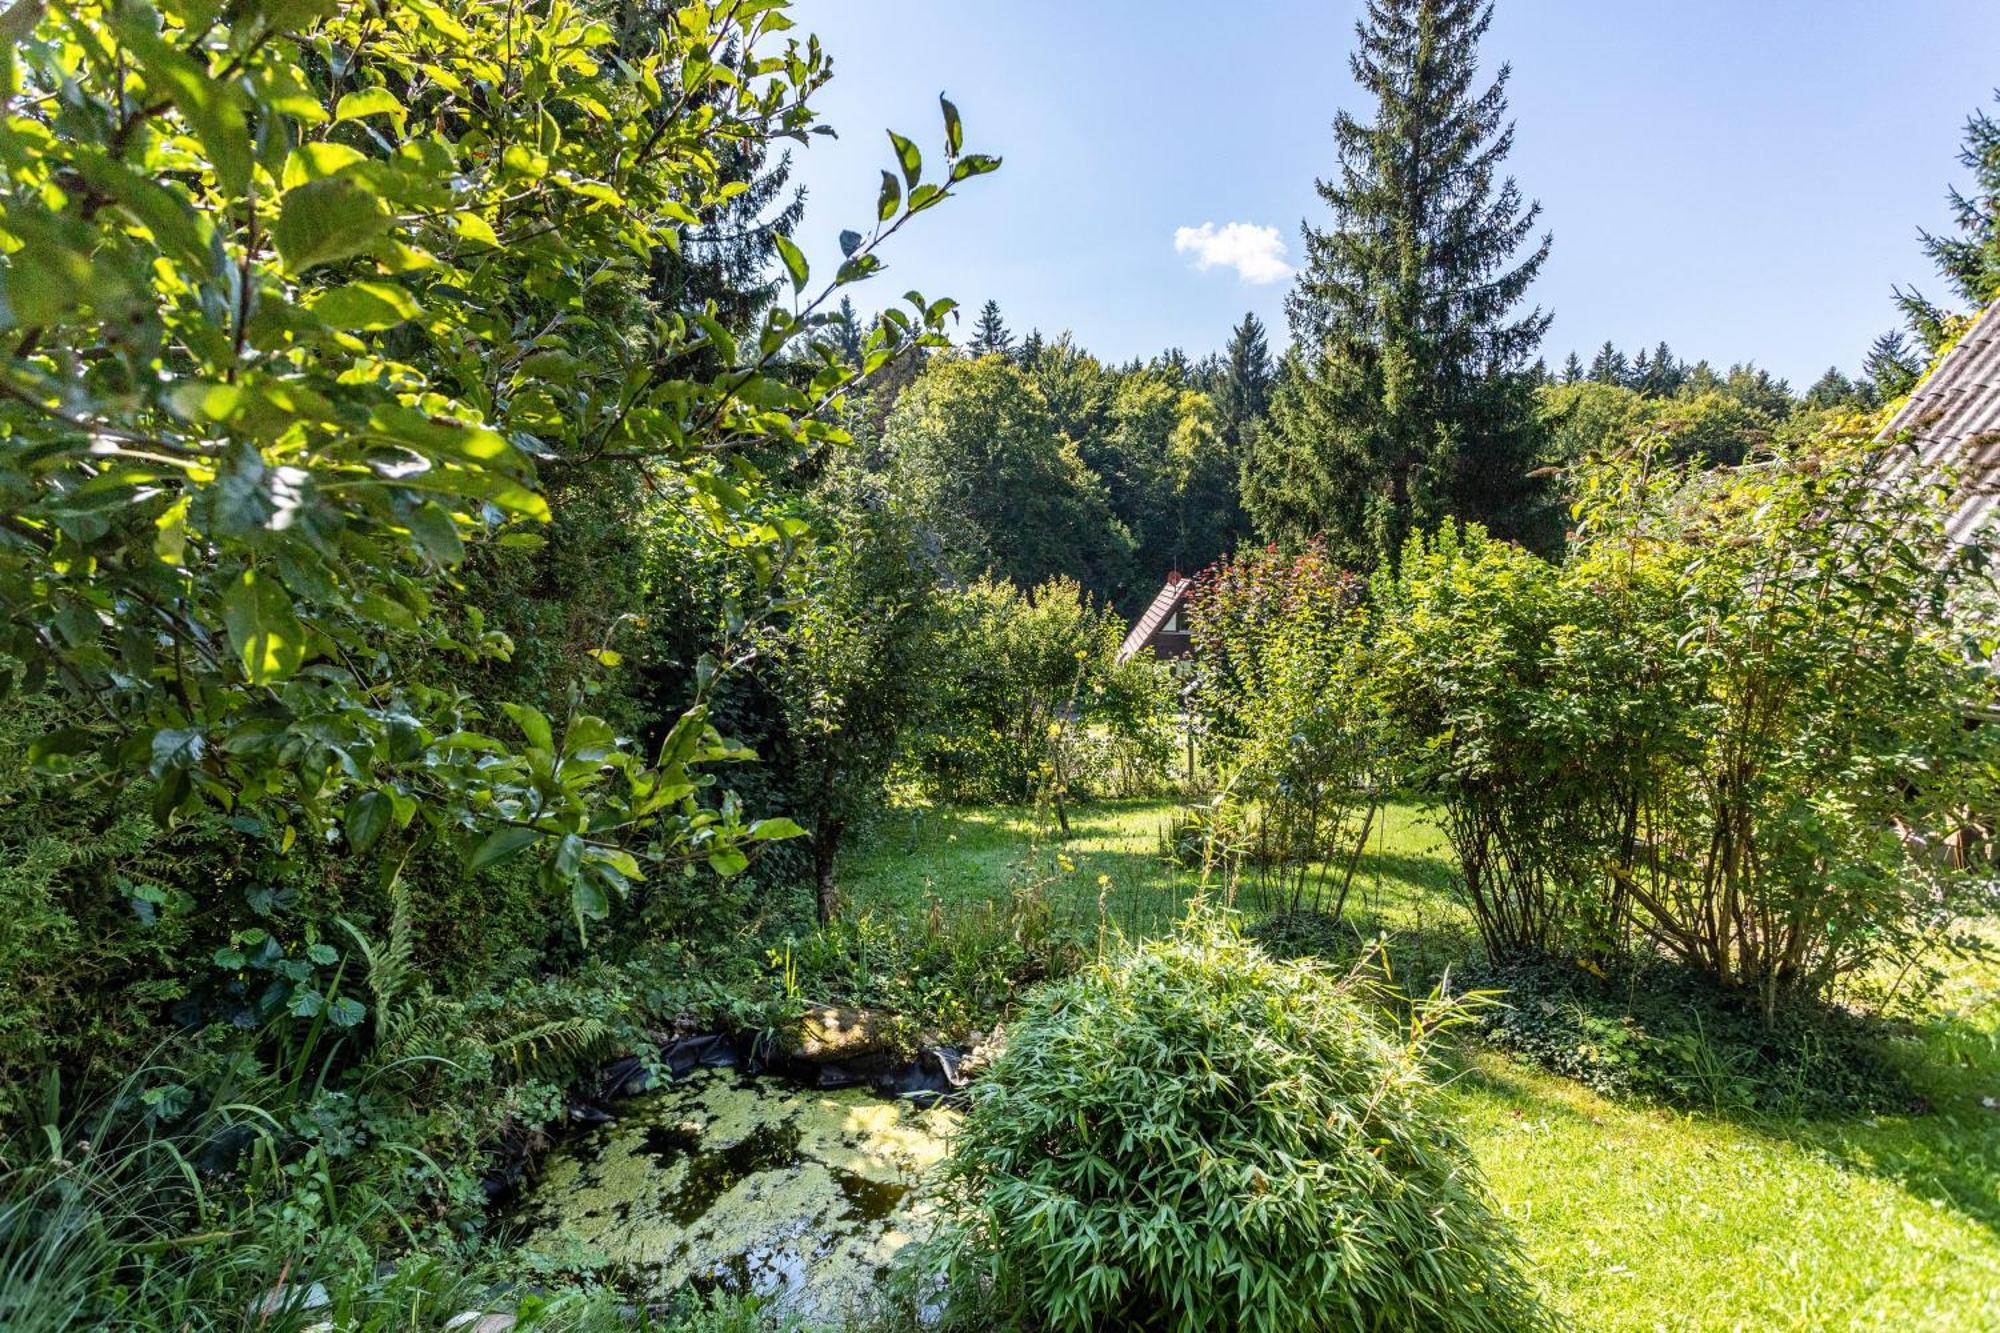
[{"left": 511, "top": 1069, "right": 961, "bottom": 1321}]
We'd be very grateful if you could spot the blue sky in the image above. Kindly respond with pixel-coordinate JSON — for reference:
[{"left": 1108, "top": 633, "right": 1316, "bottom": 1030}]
[{"left": 783, "top": 1, "right": 2000, "bottom": 387}]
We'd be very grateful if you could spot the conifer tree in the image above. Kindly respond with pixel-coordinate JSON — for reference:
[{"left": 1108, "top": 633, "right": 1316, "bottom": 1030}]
[
  {"left": 1650, "top": 341, "right": 1683, "bottom": 393},
  {"left": 1588, "top": 340, "right": 1629, "bottom": 386},
  {"left": 1560, "top": 351, "right": 1585, "bottom": 384},
  {"left": 1218, "top": 312, "right": 1274, "bottom": 449},
  {"left": 1805, "top": 367, "right": 1870, "bottom": 411},
  {"left": 967, "top": 299, "right": 1015, "bottom": 357},
  {"left": 1865, "top": 330, "right": 1923, "bottom": 400},
  {"left": 618, "top": 15, "right": 804, "bottom": 332},
  {"left": 1244, "top": 0, "right": 1553, "bottom": 566},
  {"left": 1898, "top": 90, "right": 2000, "bottom": 350},
  {"left": 829, "top": 295, "right": 866, "bottom": 366}
]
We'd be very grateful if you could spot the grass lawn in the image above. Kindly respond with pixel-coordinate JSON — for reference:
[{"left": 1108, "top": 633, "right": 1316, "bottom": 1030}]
[{"left": 839, "top": 798, "right": 2000, "bottom": 1332}]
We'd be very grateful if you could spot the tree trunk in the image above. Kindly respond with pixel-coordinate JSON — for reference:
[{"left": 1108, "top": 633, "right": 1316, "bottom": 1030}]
[{"left": 813, "top": 821, "right": 844, "bottom": 924}]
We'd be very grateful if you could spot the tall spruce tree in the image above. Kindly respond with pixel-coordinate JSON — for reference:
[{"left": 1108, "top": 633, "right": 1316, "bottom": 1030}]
[
  {"left": 1218, "top": 312, "right": 1275, "bottom": 449},
  {"left": 1865, "top": 329, "right": 1923, "bottom": 400},
  {"left": 968, "top": 299, "right": 1015, "bottom": 357},
  {"left": 1898, "top": 90, "right": 2000, "bottom": 351},
  {"left": 1244, "top": 0, "right": 1553, "bottom": 567},
  {"left": 617, "top": 12, "right": 804, "bottom": 332},
  {"left": 1588, "top": 340, "right": 1629, "bottom": 386},
  {"left": 829, "top": 295, "right": 866, "bottom": 366},
  {"left": 1647, "top": 340, "right": 1683, "bottom": 395}
]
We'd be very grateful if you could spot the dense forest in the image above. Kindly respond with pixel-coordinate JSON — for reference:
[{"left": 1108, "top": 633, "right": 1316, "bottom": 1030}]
[{"left": 1, "top": 1, "right": 1997, "bottom": 1330}]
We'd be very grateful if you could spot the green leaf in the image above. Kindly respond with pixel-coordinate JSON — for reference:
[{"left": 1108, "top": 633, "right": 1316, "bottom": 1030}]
[
  {"left": 838, "top": 229, "right": 862, "bottom": 258},
  {"left": 746, "top": 817, "right": 805, "bottom": 841},
  {"left": 273, "top": 178, "right": 390, "bottom": 275},
  {"left": 73, "top": 152, "right": 210, "bottom": 270},
  {"left": 149, "top": 728, "right": 205, "bottom": 775},
  {"left": 877, "top": 170, "right": 901, "bottom": 222},
  {"left": 28, "top": 726, "right": 92, "bottom": 767},
  {"left": 773, "top": 232, "right": 808, "bottom": 291},
  {"left": 708, "top": 845, "right": 750, "bottom": 878},
  {"left": 572, "top": 880, "right": 610, "bottom": 926},
  {"left": 501, "top": 144, "right": 549, "bottom": 179},
  {"left": 307, "top": 943, "right": 340, "bottom": 966},
  {"left": 249, "top": 0, "right": 339, "bottom": 37},
  {"left": 451, "top": 212, "right": 500, "bottom": 248},
  {"left": 282, "top": 142, "right": 367, "bottom": 189},
  {"left": 468, "top": 825, "right": 541, "bottom": 873},
  {"left": 223, "top": 569, "right": 307, "bottom": 685},
  {"left": 949, "top": 153, "right": 1002, "bottom": 183},
  {"left": 326, "top": 997, "right": 367, "bottom": 1028},
  {"left": 940, "top": 94, "right": 963, "bottom": 156},
  {"left": 343, "top": 790, "right": 391, "bottom": 853},
  {"left": 501, "top": 702, "right": 554, "bottom": 751},
  {"left": 887, "top": 130, "right": 921, "bottom": 188},
  {"left": 406, "top": 502, "right": 464, "bottom": 565},
  {"left": 308, "top": 280, "right": 420, "bottom": 331},
  {"left": 114, "top": 16, "right": 253, "bottom": 196},
  {"left": 334, "top": 87, "right": 403, "bottom": 124}
]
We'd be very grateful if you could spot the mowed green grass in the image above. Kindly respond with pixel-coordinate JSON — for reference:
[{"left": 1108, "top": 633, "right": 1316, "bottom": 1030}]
[{"left": 840, "top": 798, "right": 2000, "bottom": 1332}]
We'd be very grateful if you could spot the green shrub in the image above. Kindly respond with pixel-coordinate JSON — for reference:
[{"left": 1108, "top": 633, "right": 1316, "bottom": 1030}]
[
  {"left": 909, "top": 577, "right": 1175, "bottom": 813},
  {"left": 1466, "top": 957, "right": 1911, "bottom": 1116},
  {"left": 924, "top": 909, "right": 1547, "bottom": 1333}
]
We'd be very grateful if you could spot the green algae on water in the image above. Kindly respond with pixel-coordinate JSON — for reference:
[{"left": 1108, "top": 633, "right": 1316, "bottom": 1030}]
[{"left": 514, "top": 1070, "right": 959, "bottom": 1322}]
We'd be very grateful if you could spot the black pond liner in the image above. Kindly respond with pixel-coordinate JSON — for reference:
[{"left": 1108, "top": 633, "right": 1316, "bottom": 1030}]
[{"left": 481, "top": 1031, "right": 971, "bottom": 1207}]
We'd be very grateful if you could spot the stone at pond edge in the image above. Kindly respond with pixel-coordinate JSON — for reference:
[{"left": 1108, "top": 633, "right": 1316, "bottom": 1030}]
[
  {"left": 443, "top": 1313, "right": 517, "bottom": 1333},
  {"left": 782, "top": 1006, "right": 911, "bottom": 1069}
]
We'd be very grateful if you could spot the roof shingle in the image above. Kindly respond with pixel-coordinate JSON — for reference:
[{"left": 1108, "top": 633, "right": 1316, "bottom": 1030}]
[{"left": 1878, "top": 296, "right": 2000, "bottom": 547}]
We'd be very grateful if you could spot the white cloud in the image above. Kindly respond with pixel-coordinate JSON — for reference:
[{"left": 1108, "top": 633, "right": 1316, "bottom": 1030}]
[{"left": 1173, "top": 221, "right": 1293, "bottom": 285}]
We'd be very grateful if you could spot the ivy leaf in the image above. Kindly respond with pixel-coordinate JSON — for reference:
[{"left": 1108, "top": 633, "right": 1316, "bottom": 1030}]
[
  {"left": 274, "top": 178, "right": 390, "bottom": 274},
  {"left": 223, "top": 569, "right": 307, "bottom": 685}
]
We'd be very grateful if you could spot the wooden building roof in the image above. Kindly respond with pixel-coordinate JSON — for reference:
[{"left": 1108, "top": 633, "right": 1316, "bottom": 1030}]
[{"left": 1117, "top": 574, "right": 1194, "bottom": 664}]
